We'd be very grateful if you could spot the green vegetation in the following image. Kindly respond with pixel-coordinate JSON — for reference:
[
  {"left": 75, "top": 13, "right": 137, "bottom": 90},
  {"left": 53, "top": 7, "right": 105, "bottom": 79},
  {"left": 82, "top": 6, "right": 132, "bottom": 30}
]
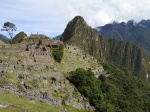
[
  {"left": 52, "top": 44, "right": 64, "bottom": 63},
  {"left": 12, "top": 32, "right": 27, "bottom": 44},
  {"left": 18, "top": 74, "right": 24, "bottom": 79},
  {"left": 105, "top": 39, "right": 146, "bottom": 76},
  {"left": 0, "top": 91, "right": 88, "bottom": 112},
  {"left": 60, "top": 16, "right": 150, "bottom": 82},
  {"left": 96, "top": 20, "right": 150, "bottom": 55},
  {"left": 68, "top": 68, "right": 105, "bottom": 111},
  {"left": 55, "top": 46, "right": 103, "bottom": 77},
  {"left": 1, "top": 22, "right": 17, "bottom": 45},
  {"left": 0, "top": 91, "right": 62, "bottom": 112},
  {"left": 69, "top": 67, "right": 150, "bottom": 112}
]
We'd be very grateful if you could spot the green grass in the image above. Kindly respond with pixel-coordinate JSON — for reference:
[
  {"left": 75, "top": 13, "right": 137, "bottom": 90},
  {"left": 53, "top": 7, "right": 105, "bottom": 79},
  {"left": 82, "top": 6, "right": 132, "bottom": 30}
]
[
  {"left": 0, "top": 91, "right": 90, "bottom": 112},
  {"left": 63, "top": 105, "right": 92, "bottom": 112},
  {"left": 56, "top": 47, "right": 103, "bottom": 76},
  {"left": 16, "top": 55, "right": 27, "bottom": 59},
  {"left": 0, "top": 45, "right": 94, "bottom": 112},
  {"left": 0, "top": 91, "right": 62, "bottom": 112},
  {"left": 5, "top": 73, "right": 18, "bottom": 83},
  {"left": 1, "top": 54, "right": 26, "bottom": 59}
]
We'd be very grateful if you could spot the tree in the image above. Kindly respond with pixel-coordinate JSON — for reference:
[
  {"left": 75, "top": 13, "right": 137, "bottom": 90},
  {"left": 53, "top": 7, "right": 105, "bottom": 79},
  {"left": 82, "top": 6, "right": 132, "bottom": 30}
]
[
  {"left": 1, "top": 22, "right": 17, "bottom": 45},
  {"left": 52, "top": 44, "right": 64, "bottom": 63}
]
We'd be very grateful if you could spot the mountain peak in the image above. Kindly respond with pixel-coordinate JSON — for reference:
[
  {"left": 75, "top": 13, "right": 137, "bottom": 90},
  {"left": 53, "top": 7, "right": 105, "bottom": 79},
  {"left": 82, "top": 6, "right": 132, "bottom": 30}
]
[
  {"left": 60, "top": 16, "right": 92, "bottom": 43},
  {"left": 61, "top": 17, "right": 150, "bottom": 80},
  {"left": 71, "top": 16, "right": 85, "bottom": 23},
  {"left": 73, "top": 15, "right": 84, "bottom": 21},
  {"left": 68, "top": 15, "right": 87, "bottom": 28}
]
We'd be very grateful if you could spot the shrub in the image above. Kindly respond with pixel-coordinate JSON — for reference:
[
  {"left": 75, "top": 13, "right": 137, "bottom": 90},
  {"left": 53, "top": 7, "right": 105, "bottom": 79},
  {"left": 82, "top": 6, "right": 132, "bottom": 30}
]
[{"left": 52, "top": 44, "right": 64, "bottom": 63}]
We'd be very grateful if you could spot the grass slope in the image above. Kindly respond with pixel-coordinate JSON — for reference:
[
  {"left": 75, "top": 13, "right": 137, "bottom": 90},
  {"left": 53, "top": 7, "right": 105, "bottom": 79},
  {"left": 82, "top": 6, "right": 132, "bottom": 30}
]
[
  {"left": 0, "top": 91, "right": 88, "bottom": 112},
  {"left": 0, "top": 91, "right": 61, "bottom": 112},
  {"left": 56, "top": 45, "right": 103, "bottom": 76}
]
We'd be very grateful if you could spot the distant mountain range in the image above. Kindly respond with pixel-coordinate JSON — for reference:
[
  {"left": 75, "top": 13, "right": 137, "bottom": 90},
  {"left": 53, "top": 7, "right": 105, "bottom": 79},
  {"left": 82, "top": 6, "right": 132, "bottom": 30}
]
[
  {"left": 0, "top": 34, "right": 10, "bottom": 44},
  {"left": 54, "top": 35, "right": 61, "bottom": 40},
  {"left": 95, "top": 19, "right": 150, "bottom": 55}
]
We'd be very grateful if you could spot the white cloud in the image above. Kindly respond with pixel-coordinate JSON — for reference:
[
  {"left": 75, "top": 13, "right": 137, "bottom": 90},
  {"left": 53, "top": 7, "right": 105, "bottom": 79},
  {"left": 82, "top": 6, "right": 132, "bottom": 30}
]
[
  {"left": 89, "top": 11, "right": 113, "bottom": 27},
  {"left": 1, "top": 0, "right": 150, "bottom": 38}
]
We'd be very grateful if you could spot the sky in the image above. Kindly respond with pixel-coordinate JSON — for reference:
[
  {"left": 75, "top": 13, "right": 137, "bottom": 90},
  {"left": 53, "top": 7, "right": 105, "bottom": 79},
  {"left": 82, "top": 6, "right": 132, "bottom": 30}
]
[{"left": 1, "top": 0, "right": 150, "bottom": 38}]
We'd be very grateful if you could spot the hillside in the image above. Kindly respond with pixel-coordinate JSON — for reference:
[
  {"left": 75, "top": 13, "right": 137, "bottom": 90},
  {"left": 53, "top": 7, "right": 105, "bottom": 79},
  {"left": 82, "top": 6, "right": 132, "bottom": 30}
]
[
  {"left": 60, "top": 16, "right": 150, "bottom": 82},
  {"left": 68, "top": 66, "right": 150, "bottom": 112},
  {"left": 56, "top": 45, "right": 106, "bottom": 78},
  {"left": 12, "top": 32, "right": 27, "bottom": 44},
  {"left": 95, "top": 20, "right": 150, "bottom": 55},
  {"left": 0, "top": 40, "right": 6, "bottom": 45},
  {"left": 0, "top": 91, "right": 62, "bottom": 112},
  {"left": 60, "top": 16, "right": 150, "bottom": 111},
  {"left": 0, "top": 19, "right": 150, "bottom": 111},
  {"left": 0, "top": 34, "right": 10, "bottom": 44},
  {"left": 0, "top": 36, "right": 95, "bottom": 111},
  {"left": 54, "top": 35, "right": 62, "bottom": 40}
]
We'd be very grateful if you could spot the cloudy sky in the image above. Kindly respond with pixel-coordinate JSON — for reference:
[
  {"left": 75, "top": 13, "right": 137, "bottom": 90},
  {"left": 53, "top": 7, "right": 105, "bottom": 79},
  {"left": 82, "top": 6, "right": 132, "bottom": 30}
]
[{"left": 1, "top": 0, "right": 150, "bottom": 38}]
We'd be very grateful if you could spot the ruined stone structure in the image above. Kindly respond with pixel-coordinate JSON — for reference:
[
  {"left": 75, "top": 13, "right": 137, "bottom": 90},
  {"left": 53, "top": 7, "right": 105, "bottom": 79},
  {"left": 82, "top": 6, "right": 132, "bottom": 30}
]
[
  {"left": 30, "top": 33, "right": 47, "bottom": 39},
  {"left": 0, "top": 34, "right": 95, "bottom": 111},
  {"left": 24, "top": 40, "right": 51, "bottom": 64},
  {"left": 22, "top": 34, "right": 63, "bottom": 65}
]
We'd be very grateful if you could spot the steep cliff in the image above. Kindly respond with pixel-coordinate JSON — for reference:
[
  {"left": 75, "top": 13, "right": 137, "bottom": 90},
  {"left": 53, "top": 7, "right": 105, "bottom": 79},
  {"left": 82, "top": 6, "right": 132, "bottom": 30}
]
[
  {"left": 60, "top": 16, "right": 150, "bottom": 81},
  {"left": 95, "top": 20, "right": 150, "bottom": 55}
]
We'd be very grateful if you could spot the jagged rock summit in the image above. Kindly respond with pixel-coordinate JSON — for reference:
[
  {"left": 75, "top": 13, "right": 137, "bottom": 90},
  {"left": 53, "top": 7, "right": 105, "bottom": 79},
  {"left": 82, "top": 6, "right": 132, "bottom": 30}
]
[
  {"left": 61, "top": 16, "right": 100, "bottom": 58},
  {"left": 61, "top": 16, "right": 97, "bottom": 43}
]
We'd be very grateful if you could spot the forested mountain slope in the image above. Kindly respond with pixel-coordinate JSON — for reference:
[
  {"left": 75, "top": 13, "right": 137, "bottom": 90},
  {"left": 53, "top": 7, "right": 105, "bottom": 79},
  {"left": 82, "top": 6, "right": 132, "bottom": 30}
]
[
  {"left": 95, "top": 20, "right": 150, "bottom": 55},
  {"left": 60, "top": 16, "right": 150, "bottom": 82}
]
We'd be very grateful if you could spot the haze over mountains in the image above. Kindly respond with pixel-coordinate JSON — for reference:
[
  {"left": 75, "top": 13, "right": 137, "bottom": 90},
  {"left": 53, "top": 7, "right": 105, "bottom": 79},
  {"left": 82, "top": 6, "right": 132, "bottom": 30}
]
[{"left": 95, "top": 19, "right": 150, "bottom": 55}]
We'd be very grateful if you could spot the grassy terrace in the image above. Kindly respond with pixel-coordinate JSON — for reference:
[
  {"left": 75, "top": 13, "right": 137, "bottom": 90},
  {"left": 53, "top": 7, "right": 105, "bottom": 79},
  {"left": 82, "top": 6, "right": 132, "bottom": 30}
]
[
  {"left": 56, "top": 46, "right": 103, "bottom": 76},
  {"left": 0, "top": 44, "right": 93, "bottom": 112}
]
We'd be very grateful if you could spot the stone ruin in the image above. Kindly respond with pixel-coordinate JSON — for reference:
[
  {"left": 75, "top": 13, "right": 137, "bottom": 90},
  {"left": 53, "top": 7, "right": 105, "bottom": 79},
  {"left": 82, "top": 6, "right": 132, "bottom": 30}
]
[
  {"left": 22, "top": 34, "right": 63, "bottom": 64},
  {"left": 0, "top": 34, "right": 95, "bottom": 111},
  {"left": 0, "top": 33, "right": 63, "bottom": 76},
  {"left": 30, "top": 32, "right": 47, "bottom": 39},
  {"left": 24, "top": 40, "right": 51, "bottom": 64}
]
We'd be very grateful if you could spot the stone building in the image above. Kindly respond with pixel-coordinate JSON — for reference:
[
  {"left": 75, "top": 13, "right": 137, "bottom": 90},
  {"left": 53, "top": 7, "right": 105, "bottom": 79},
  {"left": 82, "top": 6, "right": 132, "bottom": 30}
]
[
  {"left": 30, "top": 32, "right": 47, "bottom": 39},
  {"left": 24, "top": 40, "right": 52, "bottom": 64}
]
